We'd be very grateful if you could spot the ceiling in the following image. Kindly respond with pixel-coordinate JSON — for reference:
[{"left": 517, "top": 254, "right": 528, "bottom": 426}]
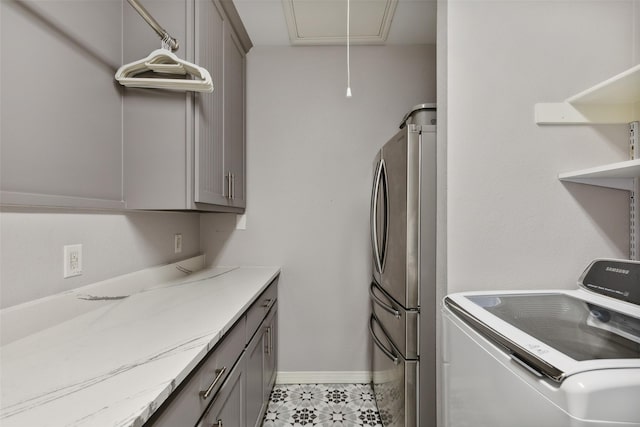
[{"left": 232, "top": 0, "right": 437, "bottom": 46}]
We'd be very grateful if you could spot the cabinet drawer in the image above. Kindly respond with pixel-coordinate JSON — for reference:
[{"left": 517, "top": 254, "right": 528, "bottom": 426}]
[
  {"left": 246, "top": 279, "right": 278, "bottom": 342},
  {"left": 146, "top": 317, "right": 246, "bottom": 427},
  {"left": 198, "top": 351, "right": 246, "bottom": 427}
]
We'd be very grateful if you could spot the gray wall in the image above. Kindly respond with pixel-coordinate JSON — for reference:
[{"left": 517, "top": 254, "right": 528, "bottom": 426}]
[
  {"left": 636, "top": 0, "right": 640, "bottom": 62},
  {"left": 1, "top": 0, "right": 123, "bottom": 206},
  {"left": 0, "top": 208, "right": 200, "bottom": 308},
  {"left": 0, "top": 0, "right": 201, "bottom": 309},
  {"left": 200, "top": 45, "right": 437, "bottom": 373},
  {"left": 446, "top": 0, "right": 637, "bottom": 293}
]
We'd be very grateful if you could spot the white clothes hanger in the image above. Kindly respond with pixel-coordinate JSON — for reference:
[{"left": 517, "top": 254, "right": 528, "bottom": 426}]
[
  {"left": 116, "top": 0, "right": 213, "bottom": 93},
  {"left": 115, "top": 44, "right": 214, "bottom": 93}
]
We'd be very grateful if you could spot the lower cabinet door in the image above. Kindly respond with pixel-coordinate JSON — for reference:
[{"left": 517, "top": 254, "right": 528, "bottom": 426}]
[
  {"left": 263, "top": 305, "right": 277, "bottom": 404},
  {"left": 246, "top": 303, "right": 278, "bottom": 427},
  {"left": 199, "top": 353, "right": 245, "bottom": 427},
  {"left": 246, "top": 324, "right": 266, "bottom": 427}
]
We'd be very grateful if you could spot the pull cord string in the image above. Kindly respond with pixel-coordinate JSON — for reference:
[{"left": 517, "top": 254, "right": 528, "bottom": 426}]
[{"left": 346, "top": 0, "right": 352, "bottom": 98}]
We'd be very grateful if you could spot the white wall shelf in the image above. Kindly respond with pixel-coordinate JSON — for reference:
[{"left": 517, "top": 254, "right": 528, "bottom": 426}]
[
  {"left": 538, "top": 63, "right": 640, "bottom": 258},
  {"left": 559, "top": 159, "right": 640, "bottom": 191},
  {"left": 535, "top": 63, "right": 640, "bottom": 124}
]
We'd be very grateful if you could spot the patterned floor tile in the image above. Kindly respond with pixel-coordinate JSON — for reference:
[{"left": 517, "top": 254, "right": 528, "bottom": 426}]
[{"left": 262, "top": 384, "right": 382, "bottom": 427}]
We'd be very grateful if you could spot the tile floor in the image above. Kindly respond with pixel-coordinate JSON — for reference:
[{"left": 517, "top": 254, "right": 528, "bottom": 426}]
[{"left": 262, "top": 384, "right": 382, "bottom": 427}]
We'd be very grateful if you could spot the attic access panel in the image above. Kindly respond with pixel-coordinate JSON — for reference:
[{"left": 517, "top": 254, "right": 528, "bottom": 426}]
[{"left": 282, "top": 0, "right": 398, "bottom": 45}]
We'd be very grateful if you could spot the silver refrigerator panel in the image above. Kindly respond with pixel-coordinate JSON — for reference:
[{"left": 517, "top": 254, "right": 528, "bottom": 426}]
[
  {"left": 370, "top": 313, "right": 418, "bottom": 427},
  {"left": 419, "top": 126, "right": 437, "bottom": 427},
  {"left": 370, "top": 124, "right": 437, "bottom": 427},
  {"left": 371, "top": 127, "right": 421, "bottom": 310},
  {"left": 370, "top": 280, "right": 419, "bottom": 360}
]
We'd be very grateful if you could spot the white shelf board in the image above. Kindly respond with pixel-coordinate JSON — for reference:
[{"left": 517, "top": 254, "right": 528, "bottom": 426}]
[
  {"left": 567, "top": 64, "right": 640, "bottom": 105},
  {"left": 535, "top": 102, "right": 635, "bottom": 124},
  {"left": 559, "top": 159, "right": 640, "bottom": 190},
  {"left": 536, "top": 64, "right": 640, "bottom": 124}
]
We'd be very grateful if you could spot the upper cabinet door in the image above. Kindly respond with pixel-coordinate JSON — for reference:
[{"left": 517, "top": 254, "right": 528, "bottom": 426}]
[
  {"left": 194, "top": 0, "right": 227, "bottom": 206},
  {"left": 224, "top": 22, "right": 246, "bottom": 207}
]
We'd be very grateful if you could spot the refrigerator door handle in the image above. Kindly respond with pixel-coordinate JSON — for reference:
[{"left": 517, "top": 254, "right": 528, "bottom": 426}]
[
  {"left": 370, "top": 281, "right": 401, "bottom": 318},
  {"left": 369, "top": 313, "right": 400, "bottom": 365},
  {"left": 370, "top": 159, "right": 384, "bottom": 274},
  {"left": 380, "top": 160, "right": 389, "bottom": 271},
  {"left": 371, "top": 159, "right": 389, "bottom": 274}
]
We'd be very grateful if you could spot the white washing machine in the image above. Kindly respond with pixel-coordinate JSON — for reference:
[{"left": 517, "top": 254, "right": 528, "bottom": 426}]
[{"left": 442, "top": 259, "right": 640, "bottom": 427}]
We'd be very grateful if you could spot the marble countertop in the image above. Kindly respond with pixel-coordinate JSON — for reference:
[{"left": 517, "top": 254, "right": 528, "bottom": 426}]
[{"left": 0, "top": 260, "right": 280, "bottom": 427}]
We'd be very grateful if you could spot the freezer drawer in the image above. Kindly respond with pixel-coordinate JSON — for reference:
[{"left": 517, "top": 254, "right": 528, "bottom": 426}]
[
  {"left": 370, "top": 281, "right": 418, "bottom": 360},
  {"left": 370, "top": 313, "right": 417, "bottom": 427}
]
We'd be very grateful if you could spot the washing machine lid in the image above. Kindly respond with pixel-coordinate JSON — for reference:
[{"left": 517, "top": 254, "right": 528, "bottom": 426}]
[{"left": 445, "top": 287, "right": 640, "bottom": 383}]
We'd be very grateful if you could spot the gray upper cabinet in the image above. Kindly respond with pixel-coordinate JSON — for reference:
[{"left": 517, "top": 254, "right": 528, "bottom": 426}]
[
  {"left": 0, "top": 0, "right": 249, "bottom": 212},
  {"left": 123, "top": 0, "right": 251, "bottom": 212},
  {"left": 0, "top": 0, "right": 125, "bottom": 209},
  {"left": 223, "top": 22, "right": 246, "bottom": 207},
  {"left": 194, "top": 0, "right": 226, "bottom": 206}
]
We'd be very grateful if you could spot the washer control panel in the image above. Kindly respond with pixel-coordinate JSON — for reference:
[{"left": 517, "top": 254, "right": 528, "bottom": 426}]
[{"left": 580, "top": 259, "right": 640, "bottom": 306}]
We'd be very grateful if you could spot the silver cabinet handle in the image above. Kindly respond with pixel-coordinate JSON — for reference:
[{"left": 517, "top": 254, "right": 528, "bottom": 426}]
[
  {"left": 370, "top": 159, "right": 384, "bottom": 275},
  {"left": 214, "top": 419, "right": 223, "bottom": 427},
  {"left": 230, "top": 173, "right": 235, "bottom": 200},
  {"left": 265, "top": 326, "right": 271, "bottom": 355},
  {"left": 262, "top": 298, "right": 273, "bottom": 308},
  {"left": 226, "top": 171, "right": 235, "bottom": 200},
  {"left": 369, "top": 282, "right": 400, "bottom": 318},
  {"left": 269, "top": 325, "right": 274, "bottom": 355},
  {"left": 369, "top": 313, "right": 399, "bottom": 365},
  {"left": 200, "top": 367, "right": 227, "bottom": 400}
]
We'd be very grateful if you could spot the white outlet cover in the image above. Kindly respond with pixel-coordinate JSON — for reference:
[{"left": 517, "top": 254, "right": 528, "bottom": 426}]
[
  {"left": 63, "top": 244, "right": 82, "bottom": 278},
  {"left": 174, "top": 234, "right": 183, "bottom": 253},
  {"left": 236, "top": 214, "right": 247, "bottom": 230}
]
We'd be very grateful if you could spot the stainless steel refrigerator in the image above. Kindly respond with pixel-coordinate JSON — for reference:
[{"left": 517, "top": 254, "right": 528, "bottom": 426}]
[{"left": 369, "top": 104, "right": 437, "bottom": 427}]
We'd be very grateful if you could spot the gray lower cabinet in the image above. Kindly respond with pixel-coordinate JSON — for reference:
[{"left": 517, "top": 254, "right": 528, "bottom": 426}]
[
  {"left": 246, "top": 324, "right": 265, "bottom": 427},
  {"left": 145, "top": 279, "right": 277, "bottom": 427},
  {"left": 123, "top": 0, "right": 250, "bottom": 212},
  {"left": 144, "top": 316, "right": 247, "bottom": 427},
  {"left": 263, "top": 309, "right": 277, "bottom": 404},
  {"left": 199, "top": 354, "right": 246, "bottom": 427},
  {"left": 246, "top": 304, "right": 278, "bottom": 427}
]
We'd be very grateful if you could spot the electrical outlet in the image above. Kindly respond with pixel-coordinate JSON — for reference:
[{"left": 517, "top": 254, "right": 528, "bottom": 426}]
[
  {"left": 63, "top": 244, "right": 82, "bottom": 278},
  {"left": 174, "top": 233, "right": 183, "bottom": 253},
  {"left": 236, "top": 214, "right": 247, "bottom": 230}
]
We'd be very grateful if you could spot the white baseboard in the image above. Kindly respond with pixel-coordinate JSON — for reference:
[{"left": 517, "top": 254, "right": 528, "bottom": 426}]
[{"left": 276, "top": 371, "right": 372, "bottom": 385}]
